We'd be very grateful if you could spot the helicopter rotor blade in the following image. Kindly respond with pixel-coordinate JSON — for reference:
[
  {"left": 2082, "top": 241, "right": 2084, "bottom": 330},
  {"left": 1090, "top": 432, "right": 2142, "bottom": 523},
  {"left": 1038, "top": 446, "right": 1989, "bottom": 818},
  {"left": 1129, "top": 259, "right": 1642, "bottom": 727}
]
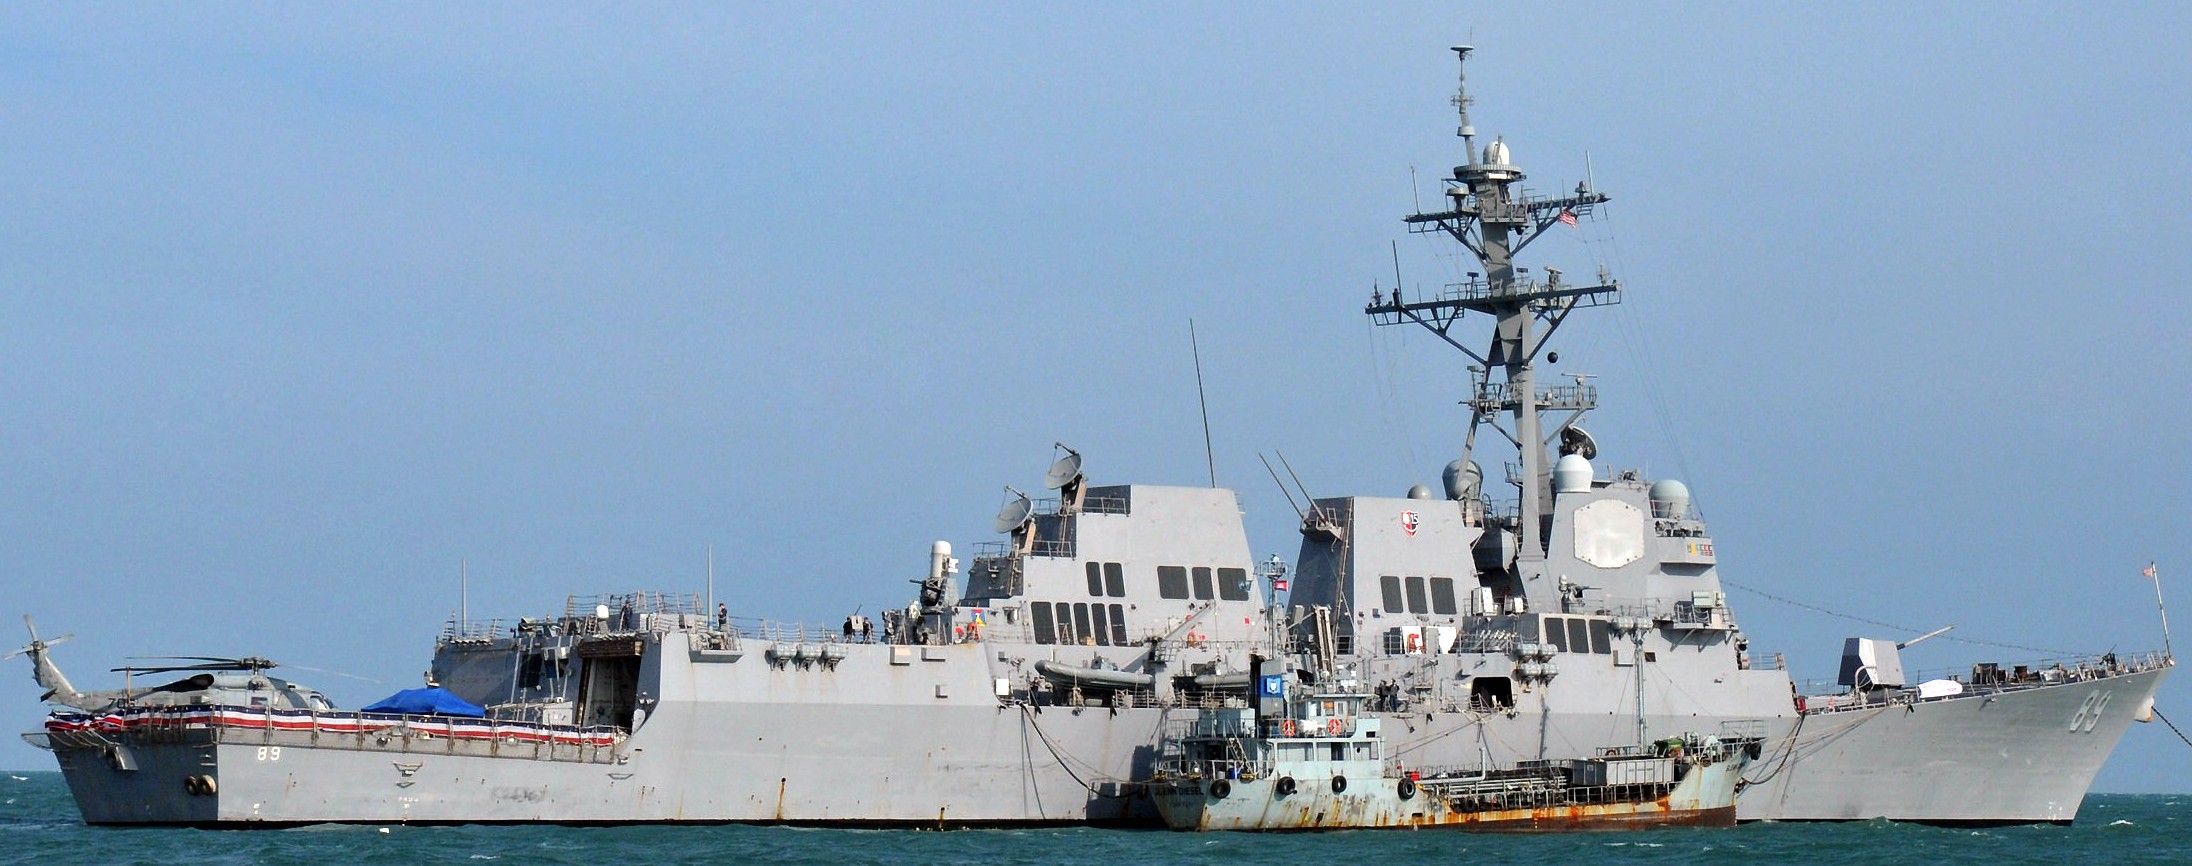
[
  {"left": 279, "top": 663, "right": 382, "bottom": 685},
  {"left": 5, "top": 617, "right": 69, "bottom": 661},
  {"left": 127, "top": 656, "right": 247, "bottom": 663}
]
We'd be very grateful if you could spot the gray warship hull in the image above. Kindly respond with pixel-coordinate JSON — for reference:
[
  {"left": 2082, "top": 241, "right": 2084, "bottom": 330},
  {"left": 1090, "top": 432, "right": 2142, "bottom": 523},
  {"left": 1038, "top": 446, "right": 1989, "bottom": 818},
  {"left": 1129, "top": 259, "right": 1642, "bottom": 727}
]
[
  {"left": 41, "top": 636, "right": 1160, "bottom": 826},
  {"left": 1382, "top": 664, "right": 2167, "bottom": 824},
  {"left": 35, "top": 637, "right": 2164, "bottom": 826},
  {"left": 1743, "top": 666, "right": 2168, "bottom": 823}
]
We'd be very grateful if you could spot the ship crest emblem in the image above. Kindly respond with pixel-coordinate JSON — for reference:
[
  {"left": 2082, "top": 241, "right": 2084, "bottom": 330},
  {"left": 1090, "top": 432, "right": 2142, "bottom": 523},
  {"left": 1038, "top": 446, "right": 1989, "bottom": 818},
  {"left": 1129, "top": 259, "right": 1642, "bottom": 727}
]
[{"left": 1400, "top": 511, "right": 1420, "bottom": 536}]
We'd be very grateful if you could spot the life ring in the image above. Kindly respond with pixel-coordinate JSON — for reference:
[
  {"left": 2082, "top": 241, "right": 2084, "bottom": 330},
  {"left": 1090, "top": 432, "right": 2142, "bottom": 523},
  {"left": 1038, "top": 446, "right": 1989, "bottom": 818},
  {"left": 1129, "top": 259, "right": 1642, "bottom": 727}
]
[
  {"left": 1210, "top": 778, "right": 1232, "bottom": 799},
  {"left": 1330, "top": 775, "right": 1348, "bottom": 794},
  {"left": 1326, "top": 717, "right": 1344, "bottom": 736},
  {"left": 1397, "top": 777, "right": 1417, "bottom": 800},
  {"left": 1275, "top": 776, "right": 1297, "bottom": 796},
  {"left": 1279, "top": 719, "right": 1298, "bottom": 737}
]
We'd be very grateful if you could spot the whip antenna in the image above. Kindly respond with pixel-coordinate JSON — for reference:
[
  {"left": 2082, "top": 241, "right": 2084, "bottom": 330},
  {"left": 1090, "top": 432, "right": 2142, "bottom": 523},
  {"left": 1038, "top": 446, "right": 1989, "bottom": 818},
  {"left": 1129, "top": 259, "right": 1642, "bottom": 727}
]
[{"left": 1191, "top": 319, "right": 1217, "bottom": 487}]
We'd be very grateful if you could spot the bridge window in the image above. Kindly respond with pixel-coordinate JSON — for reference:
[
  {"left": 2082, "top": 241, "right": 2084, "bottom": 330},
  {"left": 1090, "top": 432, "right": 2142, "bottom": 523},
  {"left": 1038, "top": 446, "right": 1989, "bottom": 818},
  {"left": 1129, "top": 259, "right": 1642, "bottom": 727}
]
[
  {"left": 1218, "top": 567, "right": 1249, "bottom": 601},
  {"left": 1404, "top": 576, "right": 1428, "bottom": 614},
  {"left": 1567, "top": 619, "right": 1590, "bottom": 655},
  {"left": 1109, "top": 604, "right": 1128, "bottom": 645},
  {"left": 1158, "top": 566, "right": 1190, "bottom": 599},
  {"left": 1589, "top": 618, "right": 1613, "bottom": 654},
  {"left": 1380, "top": 575, "right": 1404, "bottom": 613},
  {"left": 1086, "top": 562, "right": 1105, "bottom": 597},
  {"left": 1032, "top": 603, "right": 1056, "bottom": 645},
  {"left": 1192, "top": 567, "right": 1215, "bottom": 600},
  {"left": 1090, "top": 603, "right": 1111, "bottom": 646},
  {"left": 1429, "top": 578, "right": 1458, "bottom": 615},
  {"left": 1103, "top": 562, "right": 1125, "bottom": 597},
  {"left": 1544, "top": 616, "right": 1568, "bottom": 653},
  {"left": 1074, "top": 603, "right": 1094, "bottom": 645}
]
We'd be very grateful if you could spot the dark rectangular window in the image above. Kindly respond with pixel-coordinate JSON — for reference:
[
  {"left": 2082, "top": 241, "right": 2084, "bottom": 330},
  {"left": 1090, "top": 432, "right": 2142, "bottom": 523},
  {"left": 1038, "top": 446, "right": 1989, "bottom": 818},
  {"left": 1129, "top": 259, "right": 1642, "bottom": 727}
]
[
  {"left": 1032, "top": 603, "right": 1056, "bottom": 645},
  {"left": 1588, "top": 618, "right": 1613, "bottom": 654},
  {"left": 1568, "top": 619, "right": 1590, "bottom": 655},
  {"left": 1545, "top": 616, "right": 1568, "bottom": 653},
  {"left": 518, "top": 655, "right": 543, "bottom": 689},
  {"left": 1103, "top": 562, "right": 1125, "bottom": 597},
  {"left": 1380, "top": 576, "right": 1404, "bottom": 613},
  {"left": 1074, "top": 603, "right": 1094, "bottom": 645},
  {"left": 1086, "top": 562, "right": 1105, "bottom": 597},
  {"left": 1192, "top": 567, "right": 1215, "bottom": 600},
  {"left": 1217, "top": 567, "right": 1249, "bottom": 601},
  {"left": 1090, "top": 603, "right": 1111, "bottom": 646},
  {"left": 1405, "top": 576, "right": 1429, "bottom": 614},
  {"left": 1109, "top": 604, "right": 1128, "bottom": 645},
  {"left": 1429, "top": 577, "right": 1458, "bottom": 615},
  {"left": 1158, "top": 566, "right": 1190, "bottom": 599}
]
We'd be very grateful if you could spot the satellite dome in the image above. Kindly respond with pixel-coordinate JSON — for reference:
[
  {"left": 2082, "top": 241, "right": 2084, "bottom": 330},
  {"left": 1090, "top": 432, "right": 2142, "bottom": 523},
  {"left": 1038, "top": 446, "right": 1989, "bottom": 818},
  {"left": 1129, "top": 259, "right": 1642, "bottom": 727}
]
[
  {"left": 1483, "top": 138, "right": 1511, "bottom": 166},
  {"left": 1552, "top": 453, "right": 1594, "bottom": 494},
  {"left": 1442, "top": 459, "right": 1483, "bottom": 501},
  {"left": 1406, "top": 484, "right": 1434, "bottom": 500},
  {"left": 1649, "top": 479, "right": 1692, "bottom": 517}
]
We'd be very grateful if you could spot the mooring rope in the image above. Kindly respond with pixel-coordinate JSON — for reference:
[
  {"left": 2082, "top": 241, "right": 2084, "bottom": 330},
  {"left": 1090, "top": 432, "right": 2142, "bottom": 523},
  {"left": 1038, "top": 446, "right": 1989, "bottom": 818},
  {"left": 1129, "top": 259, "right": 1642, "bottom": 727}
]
[{"left": 2153, "top": 707, "right": 2192, "bottom": 750}]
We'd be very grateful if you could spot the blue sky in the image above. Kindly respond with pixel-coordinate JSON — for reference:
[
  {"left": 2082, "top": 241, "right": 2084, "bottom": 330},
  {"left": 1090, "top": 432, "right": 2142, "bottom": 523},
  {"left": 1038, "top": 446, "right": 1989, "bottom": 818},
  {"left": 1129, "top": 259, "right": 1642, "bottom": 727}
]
[{"left": 5, "top": 5, "right": 2192, "bottom": 791}]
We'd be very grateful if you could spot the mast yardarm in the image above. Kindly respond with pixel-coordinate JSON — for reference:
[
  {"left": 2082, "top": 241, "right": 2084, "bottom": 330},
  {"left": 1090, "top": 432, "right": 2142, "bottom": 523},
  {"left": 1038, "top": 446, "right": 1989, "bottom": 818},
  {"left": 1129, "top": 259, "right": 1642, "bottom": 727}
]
[{"left": 1366, "top": 46, "right": 1619, "bottom": 564}]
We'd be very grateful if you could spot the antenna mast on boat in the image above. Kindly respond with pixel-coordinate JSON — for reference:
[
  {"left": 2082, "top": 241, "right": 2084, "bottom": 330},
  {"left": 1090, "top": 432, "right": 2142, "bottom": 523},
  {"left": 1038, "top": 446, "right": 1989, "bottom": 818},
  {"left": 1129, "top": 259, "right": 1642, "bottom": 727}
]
[{"left": 1366, "top": 46, "right": 1619, "bottom": 567}]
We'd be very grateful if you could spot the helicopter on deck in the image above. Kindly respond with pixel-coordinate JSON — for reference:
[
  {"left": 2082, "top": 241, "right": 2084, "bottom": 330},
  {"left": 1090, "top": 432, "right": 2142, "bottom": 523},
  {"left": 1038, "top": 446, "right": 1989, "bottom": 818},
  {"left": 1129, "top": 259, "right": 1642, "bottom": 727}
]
[{"left": 8, "top": 616, "right": 334, "bottom": 713}]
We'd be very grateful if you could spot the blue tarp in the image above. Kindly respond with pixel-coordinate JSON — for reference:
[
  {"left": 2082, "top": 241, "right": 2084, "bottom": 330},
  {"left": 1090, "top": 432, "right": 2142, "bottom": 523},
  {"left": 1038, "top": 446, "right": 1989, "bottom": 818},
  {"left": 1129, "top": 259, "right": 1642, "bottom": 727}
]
[{"left": 360, "top": 687, "right": 487, "bottom": 718}]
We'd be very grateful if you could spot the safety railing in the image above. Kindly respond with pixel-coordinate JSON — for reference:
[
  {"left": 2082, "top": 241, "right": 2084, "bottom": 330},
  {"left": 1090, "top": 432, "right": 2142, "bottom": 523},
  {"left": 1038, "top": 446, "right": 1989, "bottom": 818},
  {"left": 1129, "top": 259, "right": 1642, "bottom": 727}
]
[{"left": 1794, "top": 651, "right": 2171, "bottom": 714}]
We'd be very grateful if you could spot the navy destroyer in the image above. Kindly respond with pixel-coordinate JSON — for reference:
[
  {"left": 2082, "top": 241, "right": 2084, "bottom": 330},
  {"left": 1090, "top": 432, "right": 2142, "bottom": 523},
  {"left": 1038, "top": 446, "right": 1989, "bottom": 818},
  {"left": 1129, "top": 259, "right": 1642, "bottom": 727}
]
[{"left": 18, "top": 47, "right": 2171, "bottom": 827}]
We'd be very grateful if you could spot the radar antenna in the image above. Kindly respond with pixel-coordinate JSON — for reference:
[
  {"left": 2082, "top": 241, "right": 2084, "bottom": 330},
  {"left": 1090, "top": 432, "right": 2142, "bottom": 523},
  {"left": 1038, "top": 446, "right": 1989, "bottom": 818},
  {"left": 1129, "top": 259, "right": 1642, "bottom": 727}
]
[{"left": 993, "top": 487, "right": 1034, "bottom": 534}]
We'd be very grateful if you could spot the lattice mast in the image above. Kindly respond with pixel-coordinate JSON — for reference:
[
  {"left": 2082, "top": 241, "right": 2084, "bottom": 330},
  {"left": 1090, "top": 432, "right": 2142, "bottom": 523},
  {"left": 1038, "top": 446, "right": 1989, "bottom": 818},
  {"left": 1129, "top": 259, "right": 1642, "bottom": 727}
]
[{"left": 1367, "top": 46, "right": 1620, "bottom": 565}]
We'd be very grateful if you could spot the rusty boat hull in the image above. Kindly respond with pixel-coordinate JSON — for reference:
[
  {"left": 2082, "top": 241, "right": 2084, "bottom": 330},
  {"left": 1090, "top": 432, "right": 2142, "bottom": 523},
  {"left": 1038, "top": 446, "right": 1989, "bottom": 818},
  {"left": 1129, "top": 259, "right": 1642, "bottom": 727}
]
[{"left": 1152, "top": 743, "right": 1750, "bottom": 833}]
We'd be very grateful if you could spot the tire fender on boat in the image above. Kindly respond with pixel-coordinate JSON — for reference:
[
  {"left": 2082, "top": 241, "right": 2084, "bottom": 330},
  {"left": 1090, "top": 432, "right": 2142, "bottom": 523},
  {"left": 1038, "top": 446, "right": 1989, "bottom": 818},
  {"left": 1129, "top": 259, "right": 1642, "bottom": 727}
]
[
  {"left": 1275, "top": 776, "right": 1296, "bottom": 796},
  {"left": 1397, "top": 777, "right": 1416, "bottom": 800},
  {"left": 1330, "top": 775, "right": 1348, "bottom": 794},
  {"left": 1210, "top": 778, "right": 1232, "bottom": 799}
]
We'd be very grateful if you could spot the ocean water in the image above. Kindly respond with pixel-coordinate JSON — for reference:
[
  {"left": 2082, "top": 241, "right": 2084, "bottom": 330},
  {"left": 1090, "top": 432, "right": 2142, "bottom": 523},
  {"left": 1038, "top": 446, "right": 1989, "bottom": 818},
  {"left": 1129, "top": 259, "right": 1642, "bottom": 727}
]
[{"left": 1, "top": 772, "right": 2184, "bottom": 866}]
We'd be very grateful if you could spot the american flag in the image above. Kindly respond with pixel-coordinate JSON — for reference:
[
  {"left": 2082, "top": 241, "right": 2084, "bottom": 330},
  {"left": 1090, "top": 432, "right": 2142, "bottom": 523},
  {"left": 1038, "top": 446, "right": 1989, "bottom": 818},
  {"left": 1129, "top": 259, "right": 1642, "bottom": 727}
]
[
  {"left": 2144, "top": 562, "right": 2158, "bottom": 580},
  {"left": 1557, "top": 208, "right": 1578, "bottom": 227}
]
